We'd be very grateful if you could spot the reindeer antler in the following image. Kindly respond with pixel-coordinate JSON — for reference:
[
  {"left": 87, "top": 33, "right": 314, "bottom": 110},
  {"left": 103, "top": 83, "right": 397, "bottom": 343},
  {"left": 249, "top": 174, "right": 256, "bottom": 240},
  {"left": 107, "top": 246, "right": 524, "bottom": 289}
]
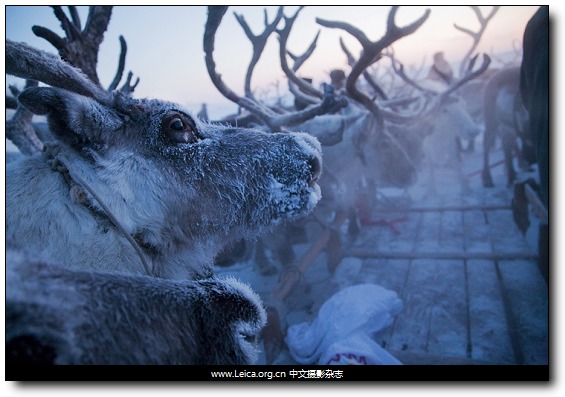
[
  {"left": 204, "top": 6, "right": 240, "bottom": 103},
  {"left": 315, "top": 7, "right": 431, "bottom": 172},
  {"left": 32, "top": 6, "right": 139, "bottom": 93},
  {"left": 285, "top": 30, "right": 321, "bottom": 108},
  {"left": 317, "top": 6, "right": 430, "bottom": 126},
  {"left": 6, "top": 80, "right": 44, "bottom": 155},
  {"left": 107, "top": 36, "right": 140, "bottom": 92},
  {"left": 6, "top": 40, "right": 112, "bottom": 105},
  {"left": 339, "top": 37, "right": 388, "bottom": 100},
  {"left": 32, "top": 6, "right": 112, "bottom": 86},
  {"left": 386, "top": 51, "right": 491, "bottom": 120},
  {"left": 6, "top": 7, "right": 139, "bottom": 155},
  {"left": 234, "top": 7, "right": 284, "bottom": 99},
  {"left": 277, "top": 7, "right": 323, "bottom": 100},
  {"left": 436, "top": 54, "right": 491, "bottom": 100},
  {"left": 454, "top": 6, "right": 500, "bottom": 77},
  {"left": 385, "top": 48, "right": 437, "bottom": 96},
  {"left": 5, "top": 39, "right": 119, "bottom": 155},
  {"left": 204, "top": 6, "right": 347, "bottom": 131}
]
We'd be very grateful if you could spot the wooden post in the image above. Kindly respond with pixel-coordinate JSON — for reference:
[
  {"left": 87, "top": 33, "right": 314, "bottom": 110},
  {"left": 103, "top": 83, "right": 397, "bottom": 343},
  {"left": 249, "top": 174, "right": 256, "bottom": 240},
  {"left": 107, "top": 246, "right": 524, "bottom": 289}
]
[{"left": 272, "top": 210, "right": 348, "bottom": 300}]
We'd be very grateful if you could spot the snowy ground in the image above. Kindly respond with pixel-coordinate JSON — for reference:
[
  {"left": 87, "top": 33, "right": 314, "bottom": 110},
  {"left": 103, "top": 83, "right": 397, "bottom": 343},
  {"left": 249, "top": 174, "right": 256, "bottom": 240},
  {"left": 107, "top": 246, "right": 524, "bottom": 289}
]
[{"left": 216, "top": 138, "right": 548, "bottom": 365}]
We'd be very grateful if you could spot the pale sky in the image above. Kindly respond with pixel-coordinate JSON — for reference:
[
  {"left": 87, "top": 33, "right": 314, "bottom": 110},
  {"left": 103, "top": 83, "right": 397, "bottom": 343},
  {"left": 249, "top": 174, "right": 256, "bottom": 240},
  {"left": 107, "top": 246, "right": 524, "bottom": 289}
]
[{"left": 4, "top": 4, "right": 541, "bottom": 119}]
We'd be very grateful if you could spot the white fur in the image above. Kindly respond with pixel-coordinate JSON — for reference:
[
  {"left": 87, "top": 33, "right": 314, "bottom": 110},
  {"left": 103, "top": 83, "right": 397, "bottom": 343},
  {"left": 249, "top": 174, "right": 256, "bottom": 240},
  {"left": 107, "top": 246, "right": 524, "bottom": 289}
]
[
  {"left": 6, "top": 125, "right": 322, "bottom": 279},
  {"left": 6, "top": 253, "right": 267, "bottom": 364},
  {"left": 420, "top": 98, "right": 482, "bottom": 197}
]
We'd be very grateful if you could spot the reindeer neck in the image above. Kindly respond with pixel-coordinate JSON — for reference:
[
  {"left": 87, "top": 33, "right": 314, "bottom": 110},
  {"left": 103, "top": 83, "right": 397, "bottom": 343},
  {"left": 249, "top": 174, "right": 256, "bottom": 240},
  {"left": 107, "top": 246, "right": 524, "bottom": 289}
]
[
  {"left": 40, "top": 148, "right": 154, "bottom": 276},
  {"left": 43, "top": 147, "right": 216, "bottom": 280}
]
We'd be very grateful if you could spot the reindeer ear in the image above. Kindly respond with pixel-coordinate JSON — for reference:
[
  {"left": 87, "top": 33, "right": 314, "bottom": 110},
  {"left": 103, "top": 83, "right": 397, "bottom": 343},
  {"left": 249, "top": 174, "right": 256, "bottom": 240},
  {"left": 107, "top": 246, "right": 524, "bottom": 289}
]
[{"left": 18, "top": 86, "right": 123, "bottom": 150}]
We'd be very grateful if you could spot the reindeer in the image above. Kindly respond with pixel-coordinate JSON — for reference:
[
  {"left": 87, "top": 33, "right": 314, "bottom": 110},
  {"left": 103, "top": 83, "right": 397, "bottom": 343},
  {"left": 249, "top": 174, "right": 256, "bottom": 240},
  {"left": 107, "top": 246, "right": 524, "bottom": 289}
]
[
  {"left": 390, "top": 56, "right": 487, "bottom": 198},
  {"left": 5, "top": 6, "right": 325, "bottom": 365},
  {"left": 312, "top": 7, "right": 490, "bottom": 220},
  {"left": 6, "top": 35, "right": 324, "bottom": 279},
  {"left": 7, "top": 249, "right": 266, "bottom": 365},
  {"left": 414, "top": 96, "right": 482, "bottom": 198},
  {"left": 206, "top": 6, "right": 491, "bottom": 277},
  {"left": 376, "top": 7, "right": 502, "bottom": 198},
  {"left": 203, "top": 6, "right": 349, "bottom": 274},
  {"left": 197, "top": 6, "right": 495, "bottom": 363}
]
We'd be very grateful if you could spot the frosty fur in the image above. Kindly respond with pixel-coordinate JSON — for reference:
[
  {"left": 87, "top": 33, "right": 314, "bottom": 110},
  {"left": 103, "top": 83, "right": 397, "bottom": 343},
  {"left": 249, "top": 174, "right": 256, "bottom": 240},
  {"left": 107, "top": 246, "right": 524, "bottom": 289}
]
[
  {"left": 6, "top": 86, "right": 322, "bottom": 280},
  {"left": 6, "top": 250, "right": 266, "bottom": 365},
  {"left": 5, "top": 39, "right": 321, "bottom": 365}
]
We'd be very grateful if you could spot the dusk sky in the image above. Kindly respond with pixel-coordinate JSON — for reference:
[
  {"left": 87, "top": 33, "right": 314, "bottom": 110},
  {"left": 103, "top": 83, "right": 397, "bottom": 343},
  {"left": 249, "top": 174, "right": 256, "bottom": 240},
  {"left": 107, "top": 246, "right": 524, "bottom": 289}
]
[{"left": 3, "top": 5, "right": 544, "bottom": 120}]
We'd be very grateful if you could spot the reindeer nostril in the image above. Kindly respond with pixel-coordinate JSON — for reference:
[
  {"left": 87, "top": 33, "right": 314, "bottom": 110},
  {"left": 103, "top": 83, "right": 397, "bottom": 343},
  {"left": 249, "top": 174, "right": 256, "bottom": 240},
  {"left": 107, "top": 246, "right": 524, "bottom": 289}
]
[{"left": 307, "top": 156, "right": 322, "bottom": 184}]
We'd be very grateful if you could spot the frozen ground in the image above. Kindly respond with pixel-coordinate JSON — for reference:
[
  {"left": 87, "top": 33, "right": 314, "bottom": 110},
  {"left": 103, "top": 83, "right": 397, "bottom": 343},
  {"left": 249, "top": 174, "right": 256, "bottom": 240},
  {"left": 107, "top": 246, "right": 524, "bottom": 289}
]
[{"left": 217, "top": 140, "right": 548, "bottom": 365}]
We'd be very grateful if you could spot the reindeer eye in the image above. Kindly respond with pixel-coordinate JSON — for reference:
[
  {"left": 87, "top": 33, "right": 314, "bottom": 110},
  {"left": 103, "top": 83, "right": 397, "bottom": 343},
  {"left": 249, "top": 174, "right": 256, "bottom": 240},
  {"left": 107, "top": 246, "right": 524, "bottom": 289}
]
[
  {"left": 170, "top": 117, "right": 185, "bottom": 131},
  {"left": 163, "top": 113, "right": 200, "bottom": 145}
]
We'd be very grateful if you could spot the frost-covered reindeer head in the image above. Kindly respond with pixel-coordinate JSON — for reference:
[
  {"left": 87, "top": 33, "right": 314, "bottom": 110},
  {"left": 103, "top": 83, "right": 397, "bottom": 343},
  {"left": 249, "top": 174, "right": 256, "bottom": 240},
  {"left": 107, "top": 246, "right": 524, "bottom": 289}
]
[
  {"left": 6, "top": 251, "right": 267, "bottom": 365},
  {"left": 5, "top": 40, "right": 322, "bottom": 279}
]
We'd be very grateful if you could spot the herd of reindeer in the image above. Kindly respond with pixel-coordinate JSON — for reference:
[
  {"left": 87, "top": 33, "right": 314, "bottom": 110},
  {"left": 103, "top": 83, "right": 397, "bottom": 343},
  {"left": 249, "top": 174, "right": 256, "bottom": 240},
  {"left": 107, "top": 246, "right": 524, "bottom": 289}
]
[{"left": 5, "top": 6, "right": 548, "bottom": 366}]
